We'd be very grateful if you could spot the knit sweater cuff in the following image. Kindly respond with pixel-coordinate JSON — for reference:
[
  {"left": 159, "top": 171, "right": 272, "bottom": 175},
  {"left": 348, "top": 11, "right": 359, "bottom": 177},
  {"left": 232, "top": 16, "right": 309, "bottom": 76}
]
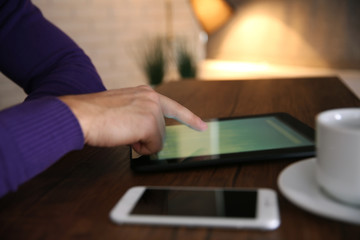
[{"left": 0, "top": 97, "right": 84, "bottom": 191}]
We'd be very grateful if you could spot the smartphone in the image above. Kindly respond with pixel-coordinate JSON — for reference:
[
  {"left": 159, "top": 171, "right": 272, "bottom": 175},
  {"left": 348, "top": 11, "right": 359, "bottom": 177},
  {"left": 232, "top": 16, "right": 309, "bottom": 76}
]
[{"left": 110, "top": 186, "right": 280, "bottom": 230}]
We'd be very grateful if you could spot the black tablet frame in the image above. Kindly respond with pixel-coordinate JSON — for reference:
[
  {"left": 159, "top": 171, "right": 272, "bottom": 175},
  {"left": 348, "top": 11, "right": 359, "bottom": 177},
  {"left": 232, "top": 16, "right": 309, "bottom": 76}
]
[{"left": 130, "top": 113, "right": 315, "bottom": 172}]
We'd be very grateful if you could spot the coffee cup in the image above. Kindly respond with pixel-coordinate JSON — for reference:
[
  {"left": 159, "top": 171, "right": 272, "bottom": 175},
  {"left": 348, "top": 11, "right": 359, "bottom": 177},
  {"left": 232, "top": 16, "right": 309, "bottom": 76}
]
[{"left": 316, "top": 108, "right": 360, "bottom": 206}]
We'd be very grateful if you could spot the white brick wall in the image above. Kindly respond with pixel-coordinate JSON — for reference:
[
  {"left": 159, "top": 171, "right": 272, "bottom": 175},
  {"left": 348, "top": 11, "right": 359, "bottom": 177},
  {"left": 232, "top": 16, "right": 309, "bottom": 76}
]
[{"left": 0, "top": 0, "right": 204, "bottom": 108}]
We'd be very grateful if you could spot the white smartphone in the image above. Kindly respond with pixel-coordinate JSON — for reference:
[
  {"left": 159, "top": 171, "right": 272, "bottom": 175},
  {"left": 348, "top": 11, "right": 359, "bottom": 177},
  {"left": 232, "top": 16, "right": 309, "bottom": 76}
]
[{"left": 109, "top": 186, "right": 280, "bottom": 230}]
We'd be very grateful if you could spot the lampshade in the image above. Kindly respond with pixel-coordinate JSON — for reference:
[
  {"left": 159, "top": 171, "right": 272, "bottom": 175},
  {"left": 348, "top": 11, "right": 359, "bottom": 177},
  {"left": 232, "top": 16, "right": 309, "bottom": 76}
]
[{"left": 190, "top": 0, "right": 234, "bottom": 34}]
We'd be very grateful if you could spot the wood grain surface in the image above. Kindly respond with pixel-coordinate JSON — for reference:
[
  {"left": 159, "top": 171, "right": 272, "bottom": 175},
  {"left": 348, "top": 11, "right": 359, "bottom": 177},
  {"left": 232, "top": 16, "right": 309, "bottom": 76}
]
[{"left": 1, "top": 77, "right": 359, "bottom": 240}]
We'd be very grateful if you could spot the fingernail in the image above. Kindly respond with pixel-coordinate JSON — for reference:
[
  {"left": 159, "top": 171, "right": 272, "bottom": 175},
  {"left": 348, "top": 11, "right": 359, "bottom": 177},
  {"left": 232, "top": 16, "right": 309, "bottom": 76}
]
[{"left": 199, "top": 120, "right": 208, "bottom": 131}]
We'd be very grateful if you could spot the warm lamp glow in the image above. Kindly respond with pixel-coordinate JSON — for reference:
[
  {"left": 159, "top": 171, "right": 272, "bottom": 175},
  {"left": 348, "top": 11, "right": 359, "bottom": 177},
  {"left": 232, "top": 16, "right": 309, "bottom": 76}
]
[{"left": 190, "top": 0, "right": 233, "bottom": 34}]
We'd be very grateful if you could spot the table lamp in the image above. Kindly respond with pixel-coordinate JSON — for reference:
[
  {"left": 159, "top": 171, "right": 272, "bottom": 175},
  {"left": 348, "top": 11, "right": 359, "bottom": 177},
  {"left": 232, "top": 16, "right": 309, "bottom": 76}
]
[{"left": 190, "top": 0, "right": 234, "bottom": 34}]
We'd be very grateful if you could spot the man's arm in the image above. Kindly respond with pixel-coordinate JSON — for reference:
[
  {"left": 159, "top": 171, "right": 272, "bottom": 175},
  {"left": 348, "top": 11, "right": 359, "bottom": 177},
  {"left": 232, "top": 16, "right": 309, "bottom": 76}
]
[
  {"left": 0, "top": 98, "right": 84, "bottom": 197},
  {"left": 0, "top": 0, "right": 106, "bottom": 98},
  {"left": 0, "top": 0, "right": 105, "bottom": 197},
  {"left": 0, "top": 0, "right": 207, "bottom": 198}
]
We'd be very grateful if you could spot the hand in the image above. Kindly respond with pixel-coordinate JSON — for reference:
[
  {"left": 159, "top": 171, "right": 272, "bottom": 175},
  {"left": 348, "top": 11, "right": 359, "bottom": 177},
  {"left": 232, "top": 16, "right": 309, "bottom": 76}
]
[{"left": 59, "top": 85, "right": 207, "bottom": 155}]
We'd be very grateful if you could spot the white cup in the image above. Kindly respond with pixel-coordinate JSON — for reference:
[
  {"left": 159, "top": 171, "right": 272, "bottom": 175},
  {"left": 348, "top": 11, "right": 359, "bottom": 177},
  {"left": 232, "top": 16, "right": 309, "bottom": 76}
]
[{"left": 316, "top": 108, "right": 360, "bottom": 206}]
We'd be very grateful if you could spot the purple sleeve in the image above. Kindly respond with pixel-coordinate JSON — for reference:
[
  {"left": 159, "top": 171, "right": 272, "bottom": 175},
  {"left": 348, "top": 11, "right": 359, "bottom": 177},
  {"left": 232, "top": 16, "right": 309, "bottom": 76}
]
[
  {"left": 0, "top": 0, "right": 106, "bottom": 98},
  {"left": 0, "top": 0, "right": 107, "bottom": 197},
  {"left": 0, "top": 98, "right": 84, "bottom": 197}
]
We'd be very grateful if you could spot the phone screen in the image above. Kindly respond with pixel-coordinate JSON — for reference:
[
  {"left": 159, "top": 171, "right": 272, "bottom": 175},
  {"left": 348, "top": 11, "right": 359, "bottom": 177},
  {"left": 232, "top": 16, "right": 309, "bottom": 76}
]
[
  {"left": 154, "top": 116, "right": 313, "bottom": 161},
  {"left": 130, "top": 189, "right": 257, "bottom": 218}
]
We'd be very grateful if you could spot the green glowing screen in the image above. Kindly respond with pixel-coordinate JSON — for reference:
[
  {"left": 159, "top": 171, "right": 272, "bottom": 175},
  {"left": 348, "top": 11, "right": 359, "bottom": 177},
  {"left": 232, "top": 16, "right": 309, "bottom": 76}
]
[{"left": 156, "top": 116, "right": 313, "bottom": 160}]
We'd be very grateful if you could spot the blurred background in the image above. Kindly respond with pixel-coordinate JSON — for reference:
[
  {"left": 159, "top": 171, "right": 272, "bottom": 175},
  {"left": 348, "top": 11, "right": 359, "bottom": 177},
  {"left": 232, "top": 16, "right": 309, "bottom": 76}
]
[{"left": 1, "top": 0, "right": 360, "bottom": 109}]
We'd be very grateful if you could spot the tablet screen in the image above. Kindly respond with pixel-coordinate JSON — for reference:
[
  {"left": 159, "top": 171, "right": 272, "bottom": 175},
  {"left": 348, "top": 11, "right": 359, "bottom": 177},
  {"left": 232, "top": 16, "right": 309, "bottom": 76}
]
[
  {"left": 131, "top": 113, "right": 315, "bottom": 172},
  {"left": 155, "top": 116, "right": 313, "bottom": 161}
]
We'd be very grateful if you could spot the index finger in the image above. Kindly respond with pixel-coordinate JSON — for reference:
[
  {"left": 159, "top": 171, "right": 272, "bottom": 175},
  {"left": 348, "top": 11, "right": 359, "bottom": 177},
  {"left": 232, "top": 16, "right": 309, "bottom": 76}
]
[{"left": 159, "top": 94, "right": 207, "bottom": 131}]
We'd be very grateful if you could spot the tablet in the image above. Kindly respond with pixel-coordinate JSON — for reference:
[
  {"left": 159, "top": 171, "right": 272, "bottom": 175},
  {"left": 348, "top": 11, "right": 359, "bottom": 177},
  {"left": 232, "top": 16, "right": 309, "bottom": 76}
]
[{"left": 130, "top": 113, "right": 315, "bottom": 172}]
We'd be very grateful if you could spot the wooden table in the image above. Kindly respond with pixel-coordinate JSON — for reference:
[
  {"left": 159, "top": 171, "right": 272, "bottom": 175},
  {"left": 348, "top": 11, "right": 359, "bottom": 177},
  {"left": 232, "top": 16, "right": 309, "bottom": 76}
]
[{"left": 1, "top": 77, "right": 360, "bottom": 239}]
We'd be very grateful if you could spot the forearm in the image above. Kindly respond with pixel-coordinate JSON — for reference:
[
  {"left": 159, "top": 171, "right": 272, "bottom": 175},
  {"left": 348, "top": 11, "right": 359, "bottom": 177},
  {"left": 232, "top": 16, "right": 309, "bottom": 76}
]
[
  {"left": 0, "top": 0, "right": 106, "bottom": 198},
  {"left": 0, "top": 97, "right": 84, "bottom": 197}
]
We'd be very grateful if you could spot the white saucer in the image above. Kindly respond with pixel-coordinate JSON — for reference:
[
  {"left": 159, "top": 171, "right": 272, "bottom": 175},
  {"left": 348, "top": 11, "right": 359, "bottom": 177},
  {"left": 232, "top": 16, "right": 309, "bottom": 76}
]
[{"left": 278, "top": 158, "right": 360, "bottom": 225}]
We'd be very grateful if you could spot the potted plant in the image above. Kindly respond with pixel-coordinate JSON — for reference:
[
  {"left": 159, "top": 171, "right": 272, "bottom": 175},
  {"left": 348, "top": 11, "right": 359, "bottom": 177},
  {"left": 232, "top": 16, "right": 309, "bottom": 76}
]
[
  {"left": 137, "top": 37, "right": 167, "bottom": 86},
  {"left": 175, "top": 39, "right": 197, "bottom": 79}
]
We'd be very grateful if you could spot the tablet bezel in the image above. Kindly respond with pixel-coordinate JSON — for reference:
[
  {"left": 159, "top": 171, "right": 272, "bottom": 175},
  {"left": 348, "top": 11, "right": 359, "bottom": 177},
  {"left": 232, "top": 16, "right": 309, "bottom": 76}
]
[{"left": 130, "top": 112, "right": 315, "bottom": 172}]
